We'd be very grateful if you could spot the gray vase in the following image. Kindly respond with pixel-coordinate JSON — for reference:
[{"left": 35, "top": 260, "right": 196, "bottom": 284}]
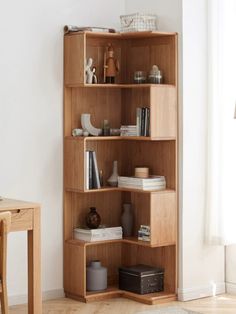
[
  {"left": 86, "top": 260, "right": 107, "bottom": 291},
  {"left": 121, "top": 203, "right": 133, "bottom": 237}
]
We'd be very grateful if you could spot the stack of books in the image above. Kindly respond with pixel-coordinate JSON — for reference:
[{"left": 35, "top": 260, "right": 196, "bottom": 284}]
[
  {"left": 136, "top": 107, "right": 150, "bottom": 136},
  {"left": 74, "top": 226, "right": 123, "bottom": 242},
  {"left": 138, "top": 225, "right": 151, "bottom": 242},
  {"left": 120, "top": 125, "right": 137, "bottom": 136},
  {"left": 85, "top": 151, "right": 101, "bottom": 189},
  {"left": 118, "top": 175, "right": 166, "bottom": 191}
]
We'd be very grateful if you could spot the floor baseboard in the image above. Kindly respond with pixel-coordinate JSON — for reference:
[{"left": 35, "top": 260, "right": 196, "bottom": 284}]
[
  {"left": 9, "top": 289, "right": 65, "bottom": 306},
  {"left": 178, "top": 282, "right": 225, "bottom": 301},
  {"left": 226, "top": 282, "right": 236, "bottom": 294}
]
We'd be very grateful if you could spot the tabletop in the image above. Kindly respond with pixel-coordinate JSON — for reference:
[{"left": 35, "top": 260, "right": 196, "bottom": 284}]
[{"left": 0, "top": 198, "right": 40, "bottom": 211}]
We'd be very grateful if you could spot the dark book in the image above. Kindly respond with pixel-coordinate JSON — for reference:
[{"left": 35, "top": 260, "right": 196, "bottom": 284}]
[
  {"left": 92, "top": 151, "right": 101, "bottom": 189},
  {"left": 141, "top": 107, "right": 146, "bottom": 136},
  {"left": 145, "top": 107, "right": 150, "bottom": 136},
  {"left": 89, "top": 151, "right": 93, "bottom": 189}
]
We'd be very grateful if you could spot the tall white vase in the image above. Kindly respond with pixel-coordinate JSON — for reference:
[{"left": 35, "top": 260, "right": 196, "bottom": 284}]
[{"left": 107, "top": 160, "right": 118, "bottom": 187}]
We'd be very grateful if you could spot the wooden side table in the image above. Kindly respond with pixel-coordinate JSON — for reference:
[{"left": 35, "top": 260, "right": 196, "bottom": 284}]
[{"left": 0, "top": 198, "right": 42, "bottom": 314}]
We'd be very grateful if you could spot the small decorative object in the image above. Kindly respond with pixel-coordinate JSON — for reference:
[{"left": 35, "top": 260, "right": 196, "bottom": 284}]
[
  {"left": 72, "top": 128, "right": 83, "bottom": 137},
  {"left": 120, "top": 13, "right": 158, "bottom": 33},
  {"left": 64, "top": 25, "right": 116, "bottom": 34},
  {"left": 135, "top": 167, "right": 149, "bottom": 178},
  {"left": 110, "top": 128, "right": 121, "bottom": 136},
  {"left": 234, "top": 102, "right": 236, "bottom": 119},
  {"left": 148, "top": 65, "right": 163, "bottom": 84},
  {"left": 81, "top": 113, "right": 102, "bottom": 136},
  {"left": 104, "top": 43, "right": 119, "bottom": 84},
  {"left": 119, "top": 264, "right": 164, "bottom": 294},
  {"left": 101, "top": 119, "right": 110, "bottom": 136},
  {"left": 83, "top": 130, "right": 89, "bottom": 137},
  {"left": 85, "top": 58, "right": 94, "bottom": 84},
  {"left": 121, "top": 203, "right": 133, "bottom": 237},
  {"left": 134, "top": 71, "right": 146, "bottom": 84},
  {"left": 107, "top": 160, "right": 119, "bottom": 187},
  {"left": 138, "top": 225, "right": 151, "bottom": 241},
  {"left": 92, "top": 67, "right": 98, "bottom": 84},
  {"left": 99, "top": 170, "right": 104, "bottom": 187},
  {"left": 86, "top": 260, "right": 107, "bottom": 291},
  {"left": 86, "top": 207, "right": 101, "bottom": 229}
]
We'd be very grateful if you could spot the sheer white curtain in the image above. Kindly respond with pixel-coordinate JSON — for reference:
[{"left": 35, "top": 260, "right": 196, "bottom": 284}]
[{"left": 206, "top": 0, "right": 236, "bottom": 245}]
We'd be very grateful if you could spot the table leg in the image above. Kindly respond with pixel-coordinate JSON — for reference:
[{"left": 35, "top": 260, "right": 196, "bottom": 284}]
[{"left": 28, "top": 207, "right": 42, "bottom": 314}]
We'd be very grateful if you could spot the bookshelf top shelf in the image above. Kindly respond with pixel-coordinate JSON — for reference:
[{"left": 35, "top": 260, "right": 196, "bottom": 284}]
[
  {"left": 65, "top": 83, "right": 176, "bottom": 89},
  {"left": 65, "top": 30, "right": 178, "bottom": 39}
]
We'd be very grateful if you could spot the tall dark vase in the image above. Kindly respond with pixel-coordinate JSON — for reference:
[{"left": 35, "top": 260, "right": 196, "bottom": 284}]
[
  {"left": 86, "top": 207, "right": 101, "bottom": 229},
  {"left": 121, "top": 203, "right": 133, "bottom": 237}
]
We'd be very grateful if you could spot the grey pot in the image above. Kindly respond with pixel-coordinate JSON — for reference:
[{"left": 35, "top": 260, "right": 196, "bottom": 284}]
[
  {"left": 86, "top": 260, "right": 107, "bottom": 291},
  {"left": 121, "top": 203, "right": 133, "bottom": 237}
]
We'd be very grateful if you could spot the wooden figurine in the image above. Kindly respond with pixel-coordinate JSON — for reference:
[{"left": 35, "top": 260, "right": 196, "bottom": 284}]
[{"left": 104, "top": 43, "right": 119, "bottom": 83}]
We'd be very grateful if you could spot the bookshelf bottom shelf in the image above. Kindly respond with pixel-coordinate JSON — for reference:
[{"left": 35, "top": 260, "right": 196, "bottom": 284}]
[{"left": 66, "top": 287, "right": 176, "bottom": 305}]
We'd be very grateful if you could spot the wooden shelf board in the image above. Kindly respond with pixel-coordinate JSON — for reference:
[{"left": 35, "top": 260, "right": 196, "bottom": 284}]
[
  {"left": 65, "top": 136, "right": 176, "bottom": 142},
  {"left": 84, "top": 285, "right": 176, "bottom": 304},
  {"left": 66, "top": 30, "right": 178, "bottom": 39},
  {"left": 66, "top": 238, "right": 176, "bottom": 248},
  {"left": 65, "top": 83, "right": 176, "bottom": 88},
  {"left": 123, "top": 290, "right": 177, "bottom": 305},
  {"left": 65, "top": 187, "right": 176, "bottom": 194}
]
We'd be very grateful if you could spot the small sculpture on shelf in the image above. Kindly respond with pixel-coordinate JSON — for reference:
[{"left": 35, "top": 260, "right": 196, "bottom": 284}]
[
  {"left": 101, "top": 119, "right": 110, "bottom": 136},
  {"left": 107, "top": 160, "right": 119, "bottom": 187},
  {"left": 148, "top": 65, "right": 163, "bottom": 84},
  {"left": 104, "top": 43, "right": 119, "bottom": 84},
  {"left": 85, "top": 58, "right": 98, "bottom": 84},
  {"left": 86, "top": 207, "right": 101, "bottom": 229},
  {"left": 81, "top": 113, "right": 102, "bottom": 136}
]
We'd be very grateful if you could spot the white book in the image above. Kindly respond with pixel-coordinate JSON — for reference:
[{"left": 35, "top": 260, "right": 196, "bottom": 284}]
[
  {"left": 85, "top": 151, "right": 89, "bottom": 190},
  {"left": 74, "top": 227, "right": 123, "bottom": 242}
]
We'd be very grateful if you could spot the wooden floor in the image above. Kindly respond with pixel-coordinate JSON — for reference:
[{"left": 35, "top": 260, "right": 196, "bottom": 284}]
[{"left": 6, "top": 294, "right": 236, "bottom": 314}]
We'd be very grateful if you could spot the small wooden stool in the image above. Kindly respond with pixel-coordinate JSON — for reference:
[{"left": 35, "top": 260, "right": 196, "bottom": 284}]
[{"left": 0, "top": 212, "right": 11, "bottom": 314}]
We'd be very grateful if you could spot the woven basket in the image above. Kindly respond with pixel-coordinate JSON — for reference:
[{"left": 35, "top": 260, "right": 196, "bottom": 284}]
[{"left": 120, "top": 13, "right": 158, "bottom": 33}]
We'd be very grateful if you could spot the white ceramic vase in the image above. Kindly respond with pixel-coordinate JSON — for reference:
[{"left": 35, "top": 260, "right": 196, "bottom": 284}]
[{"left": 107, "top": 160, "right": 118, "bottom": 187}]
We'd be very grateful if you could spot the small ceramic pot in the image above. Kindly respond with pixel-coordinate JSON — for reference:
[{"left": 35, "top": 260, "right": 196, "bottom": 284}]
[
  {"left": 86, "top": 207, "right": 101, "bottom": 229},
  {"left": 121, "top": 203, "right": 133, "bottom": 237},
  {"left": 86, "top": 260, "right": 107, "bottom": 291}
]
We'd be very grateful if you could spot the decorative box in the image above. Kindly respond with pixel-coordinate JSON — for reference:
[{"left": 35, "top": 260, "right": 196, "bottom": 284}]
[
  {"left": 119, "top": 264, "right": 164, "bottom": 294},
  {"left": 120, "top": 13, "right": 158, "bottom": 33}
]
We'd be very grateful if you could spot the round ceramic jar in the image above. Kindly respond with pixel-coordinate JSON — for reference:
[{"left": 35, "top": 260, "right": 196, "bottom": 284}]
[{"left": 86, "top": 260, "right": 107, "bottom": 291}]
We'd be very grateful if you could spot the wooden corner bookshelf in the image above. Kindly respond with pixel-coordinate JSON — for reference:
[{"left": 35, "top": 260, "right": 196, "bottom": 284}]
[{"left": 63, "top": 31, "right": 178, "bottom": 305}]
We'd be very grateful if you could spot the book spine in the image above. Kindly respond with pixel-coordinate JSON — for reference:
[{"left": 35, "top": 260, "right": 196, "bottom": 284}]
[
  {"left": 146, "top": 107, "right": 150, "bottom": 136},
  {"left": 136, "top": 107, "right": 142, "bottom": 136},
  {"left": 144, "top": 107, "right": 148, "bottom": 136},
  {"left": 89, "top": 151, "right": 93, "bottom": 189},
  {"left": 85, "top": 151, "right": 89, "bottom": 190},
  {"left": 92, "top": 151, "right": 101, "bottom": 189},
  {"left": 141, "top": 107, "right": 145, "bottom": 136}
]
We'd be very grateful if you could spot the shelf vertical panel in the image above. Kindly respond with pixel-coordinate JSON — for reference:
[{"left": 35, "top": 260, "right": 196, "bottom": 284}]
[
  {"left": 64, "top": 33, "right": 86, "bottom": 85},
  {"left": 64, "top": 242, "right": 86, "bottom": 297},
  {"left": 150, "top": 86, "right": 177, "bottom": 138},
  {"left": 150, "top": 192, "right": 177, "bottom": 246},
  {"left": 64, "top": 138, "right": 85, "bottom": 191}
]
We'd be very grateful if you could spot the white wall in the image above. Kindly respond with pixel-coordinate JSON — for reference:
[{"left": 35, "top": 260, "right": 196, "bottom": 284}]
[
  {"left": 180, "top": 0, "right": 225, "bottom": 300},
  {"left": 226, "top": 246, "right": 236, "bottom": 293},
  {"left": 0, "top": 0, "right": 125, "bottom": 304}
]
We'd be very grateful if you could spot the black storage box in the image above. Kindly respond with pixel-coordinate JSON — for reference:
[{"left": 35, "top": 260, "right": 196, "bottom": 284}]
[{"left": 119, "top": 264, "right": 164, "bottom": 294}]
